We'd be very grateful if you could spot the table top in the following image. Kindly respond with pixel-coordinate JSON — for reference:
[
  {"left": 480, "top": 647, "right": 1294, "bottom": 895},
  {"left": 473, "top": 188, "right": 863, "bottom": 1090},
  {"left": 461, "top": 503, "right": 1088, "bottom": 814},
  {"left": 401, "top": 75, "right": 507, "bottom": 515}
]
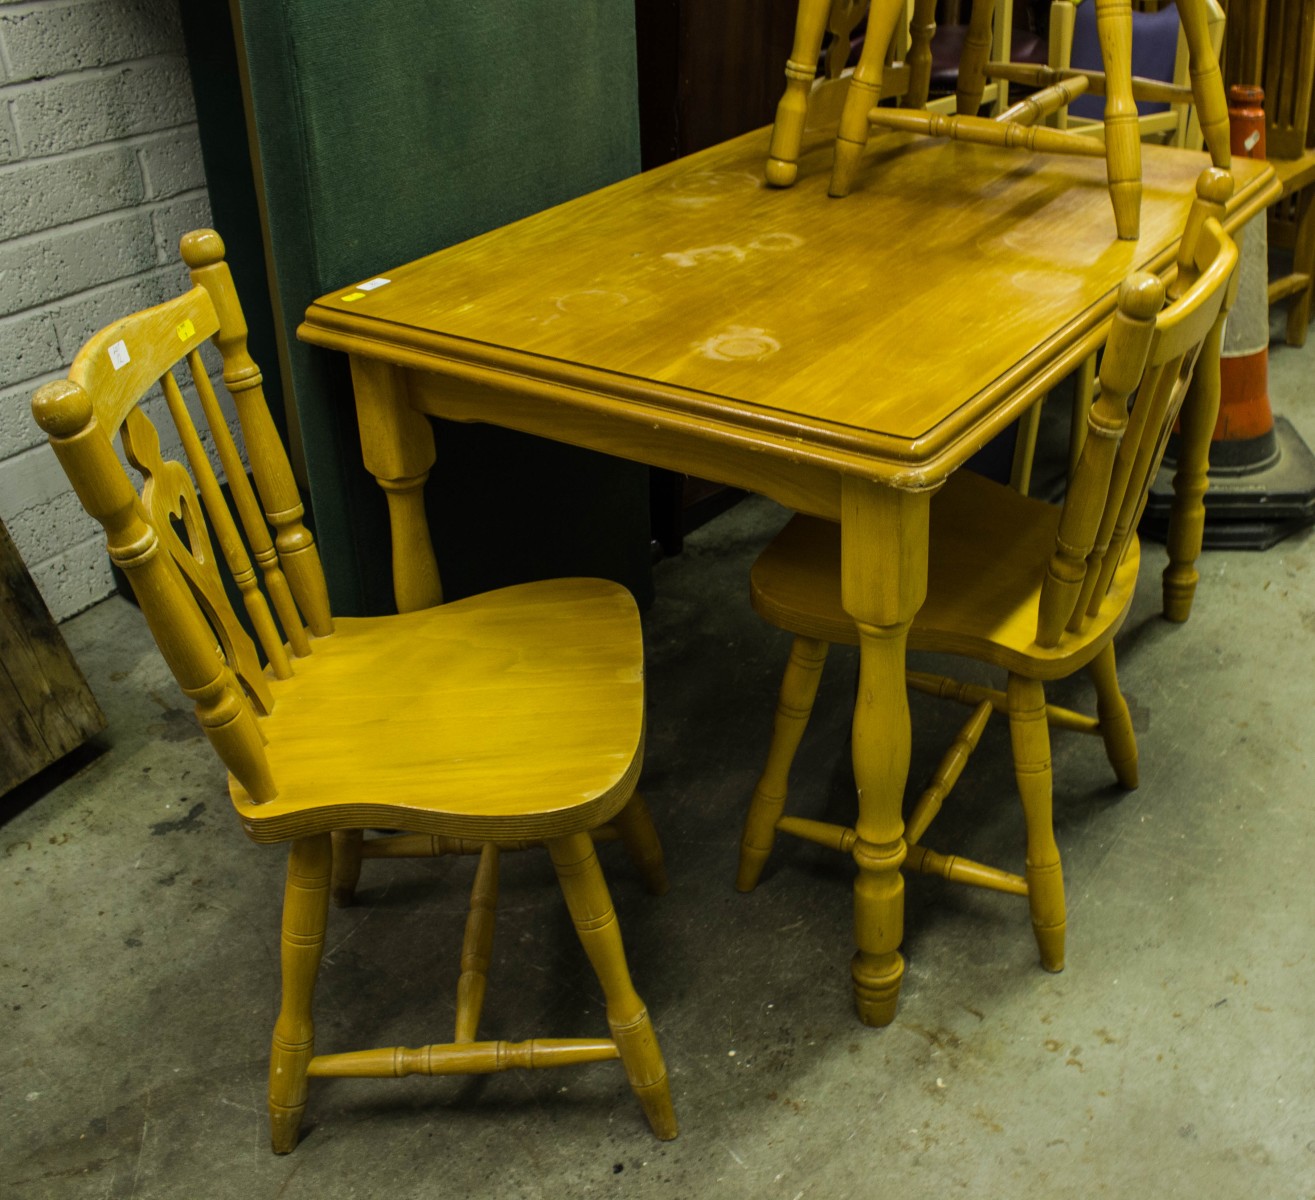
[{"left": 300, "top": 123, "right": 1277, "bottom": 489}]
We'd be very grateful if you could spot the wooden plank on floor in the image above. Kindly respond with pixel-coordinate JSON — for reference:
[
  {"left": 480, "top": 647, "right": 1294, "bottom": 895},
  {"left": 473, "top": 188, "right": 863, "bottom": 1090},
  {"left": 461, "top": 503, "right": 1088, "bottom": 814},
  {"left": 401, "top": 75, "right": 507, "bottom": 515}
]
[{"left": 0, "top": 518, "right": 106, "bottom": 795}]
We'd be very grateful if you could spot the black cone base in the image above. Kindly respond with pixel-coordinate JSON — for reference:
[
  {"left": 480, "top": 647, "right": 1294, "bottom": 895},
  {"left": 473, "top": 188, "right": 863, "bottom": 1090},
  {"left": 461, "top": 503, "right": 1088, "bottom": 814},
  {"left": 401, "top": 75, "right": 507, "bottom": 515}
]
[{"left": 1141, "top": 417, "right": 1315, "bottom": 549}]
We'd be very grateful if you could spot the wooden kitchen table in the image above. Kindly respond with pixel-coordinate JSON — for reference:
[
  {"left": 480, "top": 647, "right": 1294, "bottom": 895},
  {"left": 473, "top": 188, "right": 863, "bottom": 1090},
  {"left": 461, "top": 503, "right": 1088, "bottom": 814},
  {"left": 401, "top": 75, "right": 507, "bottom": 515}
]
[{"left": 299, "top": 122, "right": 1277, "bottom": 1027}]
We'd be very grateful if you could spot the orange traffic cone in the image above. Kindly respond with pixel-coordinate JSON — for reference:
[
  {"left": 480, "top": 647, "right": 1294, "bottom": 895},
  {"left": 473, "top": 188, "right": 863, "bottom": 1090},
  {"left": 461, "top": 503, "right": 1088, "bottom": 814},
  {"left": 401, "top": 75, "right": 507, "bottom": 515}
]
[
  {"left": 1144, "top": 85, "right": 1315, "bottom": 549},
  {"left": 1214, "top": 85, "right": 1277, "bottom": 470}
]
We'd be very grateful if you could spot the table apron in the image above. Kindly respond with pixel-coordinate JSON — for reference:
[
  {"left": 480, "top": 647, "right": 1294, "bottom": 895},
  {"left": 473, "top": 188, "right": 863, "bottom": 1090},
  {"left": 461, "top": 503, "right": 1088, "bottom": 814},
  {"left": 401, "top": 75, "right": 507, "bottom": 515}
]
[{"left": 403, "top": 368, "right": 848, "bottom": 520}]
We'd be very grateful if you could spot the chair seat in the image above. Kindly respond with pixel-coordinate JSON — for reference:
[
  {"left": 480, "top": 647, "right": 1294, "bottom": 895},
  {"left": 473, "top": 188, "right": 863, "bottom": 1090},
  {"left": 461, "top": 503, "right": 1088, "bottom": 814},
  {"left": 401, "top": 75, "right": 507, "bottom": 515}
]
[
  {"left": 751, "top": 470, "right": 1141, "bottom": 678},
  {"left": 231, "top": 578, "right": 645, "bottom": 843}
]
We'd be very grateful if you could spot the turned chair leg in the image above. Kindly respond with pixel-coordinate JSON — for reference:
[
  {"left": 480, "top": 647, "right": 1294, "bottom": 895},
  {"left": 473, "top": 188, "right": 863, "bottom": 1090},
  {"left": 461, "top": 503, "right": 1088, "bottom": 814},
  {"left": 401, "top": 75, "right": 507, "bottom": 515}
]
[
  {"left": 269, "top": 834, "right": 332, "bottom": 1153},
  {"left": 1087, "top": 642, "right": 1139, "bottom": 789},
  {"left": 547, "top": 832, "right": 677, "bottom": 1141},
  {"left": 955, "top": 0, "right": 997, "bottom": 118},
  {"left": 766, "top": 0, "right": 831, "bottom": 188},
  {"left": 455, "top": 843, "right": 499, "bottom": 1043},
  {"left": 330, "top": 829, "right": 364, "bottom": 907},
  {"left": 612, "top": 791, "right": 669, "bottom": 896},
  {"left": 1007, "top": 675, "right": 1066, "bottom": 973},
  {"left": 829, "top": 0, "right": 910, "bottom": 196},
  {"left": 737, "top": 636, "right": 829, "bottom": 892}
]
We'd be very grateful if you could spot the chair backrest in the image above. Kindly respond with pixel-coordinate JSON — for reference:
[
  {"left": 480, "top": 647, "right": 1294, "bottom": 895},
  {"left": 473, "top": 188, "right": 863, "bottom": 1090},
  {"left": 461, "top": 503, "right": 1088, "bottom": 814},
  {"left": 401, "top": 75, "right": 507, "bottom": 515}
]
[
  {"left": 1260, "top": 0, "right": 1315, "bottom": 158},
  {"left": 31, "top": 230, "right": 333, "bottom": 803},
  {"left": 1034, "top": 169, "right": 1239, "bottom": 647}
]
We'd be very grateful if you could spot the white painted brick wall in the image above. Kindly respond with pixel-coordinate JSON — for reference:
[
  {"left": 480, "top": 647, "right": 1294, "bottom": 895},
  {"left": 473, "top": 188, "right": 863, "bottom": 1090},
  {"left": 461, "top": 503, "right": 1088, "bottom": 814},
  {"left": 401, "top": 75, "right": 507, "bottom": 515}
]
[{"left": 0, "top": 0, "right": 214, "bottom": 620}]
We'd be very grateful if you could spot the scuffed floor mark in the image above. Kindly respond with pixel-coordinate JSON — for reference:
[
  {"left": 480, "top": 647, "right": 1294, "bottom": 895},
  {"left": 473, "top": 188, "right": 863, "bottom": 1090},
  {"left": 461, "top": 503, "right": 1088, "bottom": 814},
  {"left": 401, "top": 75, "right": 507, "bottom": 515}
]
[
  {"left": 147, "top": 692, "right": 203, "bottom": 742},
  {"left": 149, "top": 801, "right": 206, "bottom": 836}
]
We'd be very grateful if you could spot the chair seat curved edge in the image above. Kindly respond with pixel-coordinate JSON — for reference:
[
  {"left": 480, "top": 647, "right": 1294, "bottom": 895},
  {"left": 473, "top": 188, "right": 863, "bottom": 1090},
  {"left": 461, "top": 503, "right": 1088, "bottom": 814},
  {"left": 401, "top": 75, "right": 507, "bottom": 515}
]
[{"left": 231, "top": 577, "right": 646, "bottom": 843}]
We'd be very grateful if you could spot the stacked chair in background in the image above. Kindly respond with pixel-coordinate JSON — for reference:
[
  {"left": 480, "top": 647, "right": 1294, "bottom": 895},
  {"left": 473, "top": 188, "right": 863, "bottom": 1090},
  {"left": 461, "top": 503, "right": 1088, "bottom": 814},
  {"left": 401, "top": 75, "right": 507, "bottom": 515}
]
[{"left": 767, "top": 0, "right": 1231, "bottom": 238}]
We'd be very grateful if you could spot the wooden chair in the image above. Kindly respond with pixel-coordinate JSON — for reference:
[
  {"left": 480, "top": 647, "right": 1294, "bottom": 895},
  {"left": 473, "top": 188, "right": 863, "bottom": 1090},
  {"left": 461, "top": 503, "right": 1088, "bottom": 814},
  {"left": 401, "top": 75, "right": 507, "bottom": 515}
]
[
  {"left": 1251, "top": 0, "right": 1315, "bottom": 347},
  {"left": 30, "top": 230, "right": 677, "bottom": 1153},
  {"left": 736, "top": 173, "right": 1239, "bottom": 971},
  {"left": 1270, "top": 155, "right": 1315, "bottom": 347},
  {"left": 827, "top": 0, "right": 1231, "bottom": 239}
]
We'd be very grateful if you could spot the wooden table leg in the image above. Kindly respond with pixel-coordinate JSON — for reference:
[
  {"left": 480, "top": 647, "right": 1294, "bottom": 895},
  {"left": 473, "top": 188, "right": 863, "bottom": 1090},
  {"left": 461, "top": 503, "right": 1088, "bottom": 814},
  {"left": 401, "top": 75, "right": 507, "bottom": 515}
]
[
  {"left": 840, "top": 477, "right": 930, "bottom": 1026},
  {"left": 1162, "top": 310, "right": 1226, "bottom": 622},
  {"left": 830, "top": 0, "right": 912, "bottom": 197},
  {"left": 349, "top": 356, "right": 443, "bottom": 613},
  {"left": 1095, "top": 0, "right": 1142, "bottom": 240}
]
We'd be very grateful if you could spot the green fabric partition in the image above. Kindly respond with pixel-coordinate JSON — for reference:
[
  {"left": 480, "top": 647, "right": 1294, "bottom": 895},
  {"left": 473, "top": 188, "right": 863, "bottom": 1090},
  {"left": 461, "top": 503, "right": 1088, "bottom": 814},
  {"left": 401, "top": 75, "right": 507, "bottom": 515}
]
[{"left": 229, "top": 0, "right": 653, "bottom": 613}]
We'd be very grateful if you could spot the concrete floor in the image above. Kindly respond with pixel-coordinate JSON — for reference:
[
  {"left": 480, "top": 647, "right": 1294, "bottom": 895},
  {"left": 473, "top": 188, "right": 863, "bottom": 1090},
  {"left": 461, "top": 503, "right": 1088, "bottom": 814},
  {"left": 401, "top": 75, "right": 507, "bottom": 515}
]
[{"left": 4, "top": 329, "right": 1313, "bottom": 1199}]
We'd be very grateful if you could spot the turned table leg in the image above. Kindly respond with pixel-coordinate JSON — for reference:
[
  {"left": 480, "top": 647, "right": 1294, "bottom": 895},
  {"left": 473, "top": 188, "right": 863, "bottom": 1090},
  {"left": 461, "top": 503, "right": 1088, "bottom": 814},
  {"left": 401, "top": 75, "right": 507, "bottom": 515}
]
[
  {"left": 839, "top": 477, "right": 930, "bottom": 1026},
  {"left": 349, "top": 356, "right": 443, "bottom": 613}
]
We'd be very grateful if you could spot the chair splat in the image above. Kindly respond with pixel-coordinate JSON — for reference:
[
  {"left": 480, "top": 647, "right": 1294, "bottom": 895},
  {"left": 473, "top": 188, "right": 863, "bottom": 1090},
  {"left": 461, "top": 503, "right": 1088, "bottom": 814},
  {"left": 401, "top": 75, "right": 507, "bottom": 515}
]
[{"left": 182, "top": 231, "right": 333, "bottom": 640}]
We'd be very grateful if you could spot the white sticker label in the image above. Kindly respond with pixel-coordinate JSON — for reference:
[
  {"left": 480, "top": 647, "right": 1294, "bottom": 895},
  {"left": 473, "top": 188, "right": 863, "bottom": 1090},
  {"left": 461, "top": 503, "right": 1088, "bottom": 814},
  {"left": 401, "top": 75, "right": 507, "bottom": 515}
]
[
  {"left": 357, "top": 277, "right": 391, "bottom": 291},
  {"left": 108, "top": 340, "right": 131, "bottom": 370},
  {"left": 1244, "top": 130, "right": 1261, "bottom": 152}
]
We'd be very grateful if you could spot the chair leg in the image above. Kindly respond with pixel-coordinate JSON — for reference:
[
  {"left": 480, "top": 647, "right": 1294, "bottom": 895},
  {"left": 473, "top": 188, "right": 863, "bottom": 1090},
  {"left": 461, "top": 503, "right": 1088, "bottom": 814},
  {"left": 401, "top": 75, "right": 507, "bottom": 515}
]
[
  {"left": 1286, "top": 185, "right": 1315, "bottom": 348},
  {"left": 330, "top": 829, "right": 363, "bottom": 907},
  {"left": 1007, "top": 675, "right": 1066, "bottom": 973},
  {"left": 612, "top": 791, "right": 669, "bottom": 896},
  {"left": 268, "top": 834, "right": 332, "bottom": 1153},
  {"left": 455, "top": 844, "right": 499, "bottom": 1043},
  {"left": 955, "top": 0, "right": 997, "bottom": 118},
  {"left": 1009, "top": 397, "right": 1044, "bottom": 496},
  {"left": 765, "top": 0, "right": 830, "bottom": 188},
  {"left": 737, "top": 636, "right": 829, "bottom": 892},
  {"left": 1087, "top": 642, "right": 1139, "bottom": 789},
  {"left": 1068, "top": 353, "right": 1096, "bottom": 480},
  {"left": 547, "top": 832, "right": 677, "bottom": 1141},
  {"left": 829, "top": 0, "right": 908, "bottom": 197}
]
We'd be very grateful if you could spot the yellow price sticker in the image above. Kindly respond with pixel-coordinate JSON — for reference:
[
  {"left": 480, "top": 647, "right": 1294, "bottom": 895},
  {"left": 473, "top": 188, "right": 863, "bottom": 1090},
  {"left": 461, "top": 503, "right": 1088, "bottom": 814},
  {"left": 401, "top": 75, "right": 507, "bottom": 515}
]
[
  {"left": 177, "top": 318, "right": 195, "bottom": 341},
  {"left": 341, "top": 291, "right": 366, "bottom": 302}
]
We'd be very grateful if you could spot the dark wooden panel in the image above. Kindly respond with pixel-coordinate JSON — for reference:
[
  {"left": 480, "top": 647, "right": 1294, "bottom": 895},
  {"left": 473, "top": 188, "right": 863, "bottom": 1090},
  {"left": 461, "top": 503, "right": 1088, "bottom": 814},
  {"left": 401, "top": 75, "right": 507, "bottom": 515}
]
[
  {"left": 635, "top": 0, "right": 798, "bottom": 548},
  {"left": 635, "top": 0, "right": 798, "bottom": 166}
]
